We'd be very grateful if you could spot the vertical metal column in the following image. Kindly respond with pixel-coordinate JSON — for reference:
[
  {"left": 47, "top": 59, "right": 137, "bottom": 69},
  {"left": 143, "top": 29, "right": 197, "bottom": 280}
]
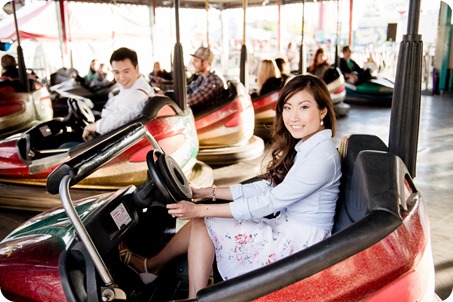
[
  {"left": 239, "top": 0, "right": 248, "bottom": 89},
  {"left": 298, "top": 0, "right": 305, "bottom": 75},
  {"left": 388, "top": 0, "right": 423, "bottom": 177},
  {"left": 12, "top": 1, "right": 30, "bottom": 92},
  {"left": 173, "top": 0, "right": 188, "bottom": 111}
]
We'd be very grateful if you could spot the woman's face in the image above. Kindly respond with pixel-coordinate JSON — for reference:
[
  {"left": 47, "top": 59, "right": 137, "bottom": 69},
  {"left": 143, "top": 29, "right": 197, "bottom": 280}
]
[
  {"left": 316, "top": 52, "right": 325, "bottom": 64},
  {"left": 282, "top": 89, "right": 326, "bottom": 140}
]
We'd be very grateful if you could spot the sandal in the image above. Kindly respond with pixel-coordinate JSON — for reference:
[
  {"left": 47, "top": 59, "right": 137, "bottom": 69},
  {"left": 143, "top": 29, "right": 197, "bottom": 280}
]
[{"left": 118, "top": 242, "right": 158, "bottom": 284}]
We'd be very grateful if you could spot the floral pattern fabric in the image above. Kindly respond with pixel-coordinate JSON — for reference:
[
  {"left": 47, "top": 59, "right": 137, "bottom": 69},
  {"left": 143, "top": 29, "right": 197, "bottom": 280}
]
[{"left": 205, "top": 209, "right": 331, "bottom": 281}]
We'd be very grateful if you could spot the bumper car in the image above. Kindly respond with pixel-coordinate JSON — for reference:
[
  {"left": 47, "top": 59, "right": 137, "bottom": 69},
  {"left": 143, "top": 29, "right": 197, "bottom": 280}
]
[
  {"left": 192, "top": 80, "right": 264, "bottom": 165},
  {"left": 0, "top": 79, "right": 53, "bottom": 138},
  {"left": 252, "top": 88, "right": 279, "bottom": 140},
  {"left": 344, "top": 77, "right": 394, "bottom": 106},
  {"left": 0, "top": 94, "right": 212, "bottom": 211},
  {"left": 324, "top": 67, "right": 351, "bottom": 117},
  {"left": 0, "top": 133, "right": 438, "bottom": 301},
  {"left": 49, "top": 68, "right": 119, "bottom": 117}
]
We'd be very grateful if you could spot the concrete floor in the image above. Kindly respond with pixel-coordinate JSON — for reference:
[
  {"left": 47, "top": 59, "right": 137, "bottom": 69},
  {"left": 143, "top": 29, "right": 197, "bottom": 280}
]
[{"left": 0, "top": 94, "right": 452, "bottom": 299}]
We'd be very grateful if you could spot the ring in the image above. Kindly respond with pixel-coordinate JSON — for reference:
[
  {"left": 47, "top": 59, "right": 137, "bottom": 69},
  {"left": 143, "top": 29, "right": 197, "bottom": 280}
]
[{"left": 172, "top": 215, "right": 175, "bottom": 218}]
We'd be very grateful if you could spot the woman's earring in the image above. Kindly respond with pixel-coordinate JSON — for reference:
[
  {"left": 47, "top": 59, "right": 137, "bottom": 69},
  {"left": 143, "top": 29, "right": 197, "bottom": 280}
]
[{"left": 320, "top": 120, "right": 324, "bottom": 126}]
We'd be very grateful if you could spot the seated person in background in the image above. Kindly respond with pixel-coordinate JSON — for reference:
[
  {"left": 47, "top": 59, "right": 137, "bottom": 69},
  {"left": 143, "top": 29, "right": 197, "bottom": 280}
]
[
  {"left": 251, "top": 59, "right": 282, "bottom": 98},
  {"left": 1, "top": 54, "right": 19, "bottom": 80},
  {"left": 308, "top": 48, "right": 331, "bottom": 79},
  {"left": 82, "top": 47, "right": 154, "bottom": 141},
  {"left": 0, "top": 54, "right": 38, "bottom": 91},
  {"left": 339, "top": 46, "right": 372, "bottom": 85},
  {"left": 118, "top": 75, "right": 341, "bottom": 299},
  {"left": 187, "top": 46, "right": 227, "bottom": 112},
  {"left": 275, "top": 57, "right": 292, "bottom": 84},
  {"left": 82, "top": 59, "right": 99, "bottom": 86},
  {"left": 89, "top": 63, "right": 113, "bottom": 90},
  {"left": 149, "top": 61, "right": 172, "bottom": 89}
]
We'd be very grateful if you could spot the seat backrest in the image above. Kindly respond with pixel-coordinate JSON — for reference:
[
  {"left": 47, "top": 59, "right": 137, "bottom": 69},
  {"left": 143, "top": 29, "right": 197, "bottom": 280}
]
[
  {"left": 322, "top": 67, "right": 341, "bottom": 85},
  {"left": 259, "top": 77, "right": 283, "bottom": 96},
  {"left": 333, "top": 134, "right": 388, "bottom": 233}
]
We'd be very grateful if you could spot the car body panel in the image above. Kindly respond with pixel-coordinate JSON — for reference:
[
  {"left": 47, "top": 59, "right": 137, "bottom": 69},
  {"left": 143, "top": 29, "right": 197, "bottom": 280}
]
[
  {"left": 345, "top": 78, "right": 394, "bottom": 106},
  {"left": 0, "top": 81, "right": 53, "bottom": 138},
  {"left": 254, "top": 196, "right": 433, "bottom": 302},
  {"left": 195, "top": 81, "right": 255, "bottom": 148},
  {"left": 194, "top": 81, "right": 264, "bottom": 165},
  {"left": 0, "top": 110, "right": 198, "bottom": 189}
]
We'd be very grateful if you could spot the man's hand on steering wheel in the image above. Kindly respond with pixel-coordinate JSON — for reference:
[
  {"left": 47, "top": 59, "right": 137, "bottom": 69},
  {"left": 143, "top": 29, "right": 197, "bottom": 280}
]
[{"left": 82, "top": 123, "right": 97, "bottom": 141}]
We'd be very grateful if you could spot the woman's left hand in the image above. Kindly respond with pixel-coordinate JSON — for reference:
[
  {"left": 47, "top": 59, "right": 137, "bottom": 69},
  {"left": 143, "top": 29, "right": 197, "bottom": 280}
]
[{"left": 167, "top": 201, "right": 199, "bottom": 220}]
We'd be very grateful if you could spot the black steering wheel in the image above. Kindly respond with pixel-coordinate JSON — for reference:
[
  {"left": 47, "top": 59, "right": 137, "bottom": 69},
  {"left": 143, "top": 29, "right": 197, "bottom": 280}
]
[
  {"left": 133, "top": 150, "right": 192, "bottom": 208},
  {"left": 67, "top": 98, "right": 95, "bottom": 131}
]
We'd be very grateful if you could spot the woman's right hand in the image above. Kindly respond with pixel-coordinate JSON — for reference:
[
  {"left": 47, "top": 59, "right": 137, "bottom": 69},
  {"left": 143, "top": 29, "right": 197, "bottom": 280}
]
[{"left": 167, "top": 200, "right": 199, "bottom": 220}]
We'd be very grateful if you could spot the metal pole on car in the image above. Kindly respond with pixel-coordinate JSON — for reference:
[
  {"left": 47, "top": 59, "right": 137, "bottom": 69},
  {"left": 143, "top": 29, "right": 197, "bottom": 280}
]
[
  {"left": 298, "top": 0, "right": 305, "bottom": 74},
  {"left": 173, "top": 0, "right": 188, "bottom": 111},
  {"left": 239, "top": 0, "right": 248, "bottom": 90},
  {"left": 11, "top": 1, "right": 30, "bottom": 92},
  {"left": 388, "top": 0, "right": 422, "bottom": 177}
]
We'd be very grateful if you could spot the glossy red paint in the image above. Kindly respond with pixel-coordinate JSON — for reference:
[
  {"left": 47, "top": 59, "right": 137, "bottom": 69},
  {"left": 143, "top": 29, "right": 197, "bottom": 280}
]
[
  {"left": 195, "top": 95, "right": 251, "bottom": 131},
  {"left": 0, "top": 93, "right": 24, "bottom": 114},
  {"left": 0, "top": 235, "right": 65, "bottom": 301},
  {"left": 252, "top": 92, "right": 278, "bottom": 114},
  {"left": 225, "top": 114, "right": 240, "bottom": 127},
  {"left": 333, "top": 85, "right": 345, "bottom": 94},
  {"left": 254, "top": 196, "right": 431, "bottom": 302},
  {"left": 0, "top": 100, "right": 23, "bottom": 117}
]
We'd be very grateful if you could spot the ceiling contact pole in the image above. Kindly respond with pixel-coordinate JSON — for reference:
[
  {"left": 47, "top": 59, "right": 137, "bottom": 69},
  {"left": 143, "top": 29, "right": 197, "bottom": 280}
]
[
  {"left": 239, "top": 0, "right": 248, "bottom": 89},
  {"left": 388, "top": 0, "right": 423, "bottom": 177},
  {"left": 172, "top": 0, "right": 187, "bottom": 111},
  {"left": 12, "top": 0, "right": 29, "bottom": 92}
]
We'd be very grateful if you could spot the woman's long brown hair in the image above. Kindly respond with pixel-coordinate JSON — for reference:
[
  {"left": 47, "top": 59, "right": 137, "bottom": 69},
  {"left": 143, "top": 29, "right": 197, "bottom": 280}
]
[{"left": 260, "top": 74, "right": 336, "bottom": 186}]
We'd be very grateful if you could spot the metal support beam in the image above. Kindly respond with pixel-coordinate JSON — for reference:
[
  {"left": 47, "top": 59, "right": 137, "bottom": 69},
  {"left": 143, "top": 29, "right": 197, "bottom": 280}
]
[{"left": 388, "top": 0, "right": 423, "bottom": 177}]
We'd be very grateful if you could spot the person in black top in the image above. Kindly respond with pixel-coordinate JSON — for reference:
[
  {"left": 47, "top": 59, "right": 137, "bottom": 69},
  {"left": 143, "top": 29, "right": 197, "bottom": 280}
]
[
  {"left": 251, "top": 59, "right": 282, "bottom": 98},
  {"left": 1, "top": 54, "right": 19, "bottom": 79},
  {"left": 339, "top": 46, "right": 372, "bottom": 85}
]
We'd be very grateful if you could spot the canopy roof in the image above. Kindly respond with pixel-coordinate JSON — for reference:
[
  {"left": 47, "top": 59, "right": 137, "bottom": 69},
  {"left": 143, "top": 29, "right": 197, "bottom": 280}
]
[
  {"left": 66, "top": 0, "right": 330, "bottom": 9},
  {"left": 0, "top": 1, "right": 151, "bottom": 41}
]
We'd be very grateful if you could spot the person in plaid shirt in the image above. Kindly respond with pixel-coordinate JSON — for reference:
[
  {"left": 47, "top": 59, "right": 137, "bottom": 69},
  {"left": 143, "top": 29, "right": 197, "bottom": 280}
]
[{"left": 187, "top": 47, "right": 227, "bottom": 113}]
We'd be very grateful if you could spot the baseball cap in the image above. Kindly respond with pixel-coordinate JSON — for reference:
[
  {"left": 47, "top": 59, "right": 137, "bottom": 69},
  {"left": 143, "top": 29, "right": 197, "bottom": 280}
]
[{"left": 191, "top": 47, "right": 214, "bottom": 64}]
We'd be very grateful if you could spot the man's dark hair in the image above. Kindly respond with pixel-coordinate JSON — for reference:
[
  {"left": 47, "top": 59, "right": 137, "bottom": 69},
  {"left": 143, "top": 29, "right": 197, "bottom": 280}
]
[
  {"left": 342, "top": 45, "right": 351, "bottom": 53},
  {"left": 110, "top": 47, "right": 138, "bottom": 67}
]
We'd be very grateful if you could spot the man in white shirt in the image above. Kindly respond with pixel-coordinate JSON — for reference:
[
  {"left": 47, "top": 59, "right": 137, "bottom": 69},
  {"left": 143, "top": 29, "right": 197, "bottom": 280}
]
[{"left": 82, "top": 47, "right": 153, "bottom": 141}]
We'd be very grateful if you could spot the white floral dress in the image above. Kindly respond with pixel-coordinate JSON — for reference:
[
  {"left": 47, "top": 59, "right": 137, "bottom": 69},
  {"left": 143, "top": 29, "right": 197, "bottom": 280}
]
[{"left": 204, "top": 130, "right": 341, "bottom": 280}]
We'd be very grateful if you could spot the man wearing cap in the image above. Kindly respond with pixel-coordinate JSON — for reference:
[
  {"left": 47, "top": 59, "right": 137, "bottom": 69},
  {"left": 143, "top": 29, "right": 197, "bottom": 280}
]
[{"left": 187, "top": 46, "right": 227, "bottom": 113}]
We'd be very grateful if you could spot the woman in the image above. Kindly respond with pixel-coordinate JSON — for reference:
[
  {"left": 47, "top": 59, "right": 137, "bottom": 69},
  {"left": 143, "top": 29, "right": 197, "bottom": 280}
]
[
  {"left": 149, "top": 61, "right": 172, "bottom": 88},
  {"left": 252, "top": 59, "right": 282, "bottom": 97},
  {"left": 308, "top": 48, "right": 330, "bottom": 78},
  {"left": 120, "top": 75, "right": 342, "bottom": 298}
]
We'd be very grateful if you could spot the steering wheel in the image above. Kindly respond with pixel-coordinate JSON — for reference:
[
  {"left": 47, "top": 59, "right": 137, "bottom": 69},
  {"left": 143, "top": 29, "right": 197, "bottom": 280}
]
[
  {"left": 134, "top": 150, "right": 192, "bottom": 208},
  {"left": 67, "top": 98, "right": 95, "bottom": 131}
]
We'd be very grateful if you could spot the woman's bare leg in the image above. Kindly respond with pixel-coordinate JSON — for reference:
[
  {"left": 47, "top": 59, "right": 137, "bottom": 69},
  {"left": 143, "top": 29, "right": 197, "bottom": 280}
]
[
  {"left": 187, "top": 218, "right": 215, "bottom": 298},
  {"left": 128, "top": 220, "right": 192, "bottom": 275}
]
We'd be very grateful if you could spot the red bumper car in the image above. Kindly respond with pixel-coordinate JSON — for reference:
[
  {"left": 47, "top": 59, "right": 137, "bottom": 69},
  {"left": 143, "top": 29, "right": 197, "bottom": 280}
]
[
  {"left": 0, "top": 95, "right": 210, "bottom": 211},
  {"left": 193, "top": 80, "right": 264, "bottom": 165},
  {"left": 0, "top": 79, "right": 53, "bottom": 138},
  {"left": 0, "top": 134, "right": 439, "bottom": 302}
]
